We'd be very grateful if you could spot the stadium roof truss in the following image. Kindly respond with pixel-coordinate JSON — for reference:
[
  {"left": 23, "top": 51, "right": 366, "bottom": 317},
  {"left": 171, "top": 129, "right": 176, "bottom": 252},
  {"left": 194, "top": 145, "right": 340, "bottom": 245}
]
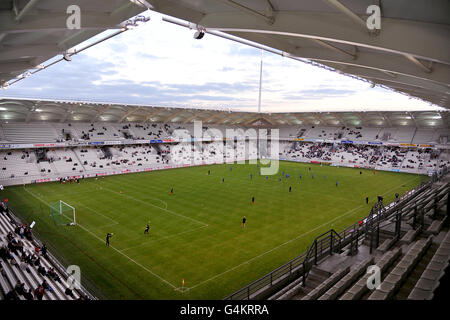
[
  {"left": 1, "top": 97, "right": 449, "bottom": 129},
  {"left": 0, "top": 0, "right": 148, "bottom": 86},
  {"left": 148, "top": 0, "right": 450, "bottom": 109},
  {"left": 0, "top": 0, "right": 449, "bottom": 114}
]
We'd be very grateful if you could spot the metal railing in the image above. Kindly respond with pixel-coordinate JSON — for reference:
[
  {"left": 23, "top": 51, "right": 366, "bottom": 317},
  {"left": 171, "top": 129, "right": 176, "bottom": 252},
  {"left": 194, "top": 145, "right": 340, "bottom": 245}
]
[{"left": 224, "top": 172, "right": 443, "bottom": 300}]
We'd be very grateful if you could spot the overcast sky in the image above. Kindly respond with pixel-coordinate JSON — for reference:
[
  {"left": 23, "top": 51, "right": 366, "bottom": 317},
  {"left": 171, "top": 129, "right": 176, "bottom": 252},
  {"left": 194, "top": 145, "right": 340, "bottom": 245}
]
[{"left": 0, "top": 10, "right": 443, "bottom": 113}]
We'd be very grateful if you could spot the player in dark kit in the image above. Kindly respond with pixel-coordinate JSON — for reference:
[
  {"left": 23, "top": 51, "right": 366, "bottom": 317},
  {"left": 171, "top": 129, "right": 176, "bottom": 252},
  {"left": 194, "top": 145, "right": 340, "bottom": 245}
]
[
  {"left": 106, "top": 233, "right": 113, "bottom": 247},
  {"left": 144, "top": 223, "right": 150, "bottom": 234},
  {"left": 289, "top": 186, "right": 292, "bottom": 192},
  {"left": 251, "top": 196, "right": 255, "bottom": 204},
  {"left": 242, "top": 216, "right": 247, "bottom": 227},
  {"left": 366, "top": 196, "right": 369, "bottom": 204},
  {"left": 170, "top": 187, "right": 173, "bottom": 195}
]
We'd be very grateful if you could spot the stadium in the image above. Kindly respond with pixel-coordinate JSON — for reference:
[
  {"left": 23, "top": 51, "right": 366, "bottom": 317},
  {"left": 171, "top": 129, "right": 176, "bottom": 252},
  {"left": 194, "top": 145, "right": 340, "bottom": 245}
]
[{"left": 0, "top": 0, "right": 449, "bottom": 306}]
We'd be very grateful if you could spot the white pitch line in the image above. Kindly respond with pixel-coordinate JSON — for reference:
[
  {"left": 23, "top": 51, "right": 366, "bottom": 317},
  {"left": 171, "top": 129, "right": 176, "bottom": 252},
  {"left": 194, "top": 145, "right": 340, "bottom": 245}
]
[
  {"left": 103, "top": 178, "right": 169, "bottom": 210},
  {"left": 99, "top": 184, "right": 208, "bottom": 227},
  {"left": 21, "top": 174, "right": 419, "bottom": 293},
  {"left": 76, "top": 203, "right": 120, "bottom": 226},
  {"left": 22, "top": 186, "right": 177, "bottom": 289},
  {"left": 188, "top": 176, "right": 420, "bottom": 291},
  {"left": 120, "top": 224, "right": 209, "bottom": 252},
  {"left": 24, "top": 186, "right": 120, "bottom": 227}
]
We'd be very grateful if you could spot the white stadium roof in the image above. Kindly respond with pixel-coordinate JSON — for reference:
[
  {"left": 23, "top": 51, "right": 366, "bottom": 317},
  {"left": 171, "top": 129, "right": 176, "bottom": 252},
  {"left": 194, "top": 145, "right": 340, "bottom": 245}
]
[
  {"left": 149, "top": 0, "right": 450, "bottom": 109},
  {"left": 0, "top": 0, "right": 449, "bottom": 110},
  {"left": 0, "top": 0, "right": 147, "bottom": 84},
  {"left": 0, "top": 97, "right": 449, "bottom": 128}
]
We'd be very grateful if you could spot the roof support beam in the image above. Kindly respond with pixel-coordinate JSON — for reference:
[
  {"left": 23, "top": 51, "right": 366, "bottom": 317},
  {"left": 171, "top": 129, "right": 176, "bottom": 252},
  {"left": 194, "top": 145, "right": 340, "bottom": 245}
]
[
  {"left": 203, "top": 112, "right": 224, "bottom": 123},
  {"left": 199, "top": 13, "right": 449, "bottom": 64},
  {"left": 408, "top": 112, "right": 419, "bottom": 127},
  {"left": 311, "top": 113, "right": 324, "bottom": 125},
  {"left": 25, "top": 110, "right": 34, "bottom": 123},
  {"left": 271, "top": 113, "right": 292, "bottom": 125},
  {"left": 378, "top": 69, "right": 397, "bottom": 78},
  {"left": 351, "top": 113, "right": 366, "bottom": 126},
  {"left": 182, "top": 112, "right": 197, "bottom": 124},
  {"left": 118, "top": 106, "right": 140, "bottom": 123},
  {"left": 110, "top": 1, "right": 134, "bottom": 17},
  {"left": 163, "top": 109, "right": 186, "bottom": 122},
  {"left": 405, "top": 55, "right": 432, "bottom": 73},
  {"left": 313, "top": 39, "right": 356, "bottom": 59},
  {"left": 0, "top": 12, "right": 122, "bottom": 34},
  {"left": 0, "top": 60, "right": 35, "bottom": 73},
  {"left": 322, "top": 0, "right": 367, "bottom": 31},
  {"left": 0, "top": 44, "right": 55, "bottom": 60},
  {"left": 334, "top": 64, "right": 447, "bottom": 96},
  {"left": 378, "top": 112, "right": 392, "bottom": 127},
  {"left": 15, "top": 0, "right": 40, "bottom": 22},
  {"left": 229, "top": 113, "right": 256, "bottom": 125},
  {"left": 182, "top": 112, "right": 203, "bottom": 124},
  {"left": 261, "top": 116, "right": 276, "bottom": 125},
  {"left": 141, "top": 109, "right": 162, "bottom": 123},
  {"left": 59, "top": 104, "right": 81, "bottom": 123},
  {"left": 288, "top": 114, "right": 306, "bottom": 125},
  {"left": 331, "top": 113, "right": 348, "bottom": 126},
  {"left": 92, "top": 105, "right": 111, "bottom": 122},
  {"left": 243, "top": 115, "right": 262, "bottom": 125},
  {"left": 215, "top": 113, "right": 239, "bottom": 125},
  {"left": 219, "top": 0, "right": 275, "bottom": 25}
]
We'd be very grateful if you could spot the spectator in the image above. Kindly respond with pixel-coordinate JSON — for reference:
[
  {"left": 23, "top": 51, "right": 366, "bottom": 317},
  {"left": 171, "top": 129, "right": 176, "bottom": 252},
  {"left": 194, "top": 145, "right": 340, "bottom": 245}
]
[
  {"left": 41, "top": 243, "right": 47, "bottom": 257},
  {"left": 23, "top": 288, "right": 33, "bottom": 300},
  {"left": 34, "top": 285, "right": 45, "bottom": 300}
]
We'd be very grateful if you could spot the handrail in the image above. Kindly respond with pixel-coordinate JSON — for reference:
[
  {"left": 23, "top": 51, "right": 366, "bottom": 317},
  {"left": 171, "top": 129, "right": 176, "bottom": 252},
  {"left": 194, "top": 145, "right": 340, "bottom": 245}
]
[{"left": 224, "top": 170, "right": 446, "bottom": 300}]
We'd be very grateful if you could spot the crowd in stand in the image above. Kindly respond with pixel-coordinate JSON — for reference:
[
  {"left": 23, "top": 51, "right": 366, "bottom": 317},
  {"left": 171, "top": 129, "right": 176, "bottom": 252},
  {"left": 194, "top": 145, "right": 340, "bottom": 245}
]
[
  {"left": 282, "top": 142, "right": 450, "bottom": 171},
  {"left": 0, "top": 218, "right": 88, "bottom": 300}
]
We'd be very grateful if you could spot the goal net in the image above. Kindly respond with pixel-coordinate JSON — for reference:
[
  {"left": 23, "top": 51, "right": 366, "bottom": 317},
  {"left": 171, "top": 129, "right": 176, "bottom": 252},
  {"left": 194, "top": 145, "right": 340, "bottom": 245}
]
[{"left": 50, "top": 200, "right": 76, "bottom": 226}]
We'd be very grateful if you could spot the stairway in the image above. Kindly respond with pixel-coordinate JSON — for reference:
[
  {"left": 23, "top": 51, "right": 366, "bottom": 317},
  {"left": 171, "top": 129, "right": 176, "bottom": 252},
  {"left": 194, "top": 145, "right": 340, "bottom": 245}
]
[
  {"left": 394, "top": 242, "right": 438, "bottom": 299},
  {"left": 291, "top": 267, "right": 331, "bottom": 299}
]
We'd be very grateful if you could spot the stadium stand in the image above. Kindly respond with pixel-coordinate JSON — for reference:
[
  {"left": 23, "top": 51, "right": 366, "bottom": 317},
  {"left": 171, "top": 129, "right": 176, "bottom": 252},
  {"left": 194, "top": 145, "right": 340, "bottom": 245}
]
[
  {"left": 1, "top": 120, "right": 449, "bottom": 300},
  {"left": 0, "top": 208, "right": 93, "bottom": 300},
  {"left": 1, "top": 122, "right": 450, "bottom": 186}
]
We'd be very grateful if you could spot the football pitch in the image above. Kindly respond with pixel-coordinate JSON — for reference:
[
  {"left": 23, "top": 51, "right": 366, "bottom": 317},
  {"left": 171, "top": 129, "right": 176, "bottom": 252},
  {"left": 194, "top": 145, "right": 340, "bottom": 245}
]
[{"left": 2, "top": 161, "right": 427, "bottom": 299}]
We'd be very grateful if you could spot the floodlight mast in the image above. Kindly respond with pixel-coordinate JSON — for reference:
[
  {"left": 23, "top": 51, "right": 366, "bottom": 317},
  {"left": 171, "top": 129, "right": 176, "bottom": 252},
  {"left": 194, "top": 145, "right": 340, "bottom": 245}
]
[{"left": 258, "top": 50, "right": 263, "bottom": 113}]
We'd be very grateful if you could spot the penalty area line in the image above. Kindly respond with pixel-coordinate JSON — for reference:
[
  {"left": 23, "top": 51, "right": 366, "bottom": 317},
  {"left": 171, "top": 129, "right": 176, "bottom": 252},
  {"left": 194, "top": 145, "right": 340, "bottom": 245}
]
[
  {"left": 120, "top": 224, "right": 209, "bottom": 252},
  {"left": 188, "top": 177, "right": 419, "bottom": 291},
  {"left": 22, "top": 186, "right": 178, "bottom": 290},
  {"left": 100, "top": 184, "right": 208, "bottom": 227}
]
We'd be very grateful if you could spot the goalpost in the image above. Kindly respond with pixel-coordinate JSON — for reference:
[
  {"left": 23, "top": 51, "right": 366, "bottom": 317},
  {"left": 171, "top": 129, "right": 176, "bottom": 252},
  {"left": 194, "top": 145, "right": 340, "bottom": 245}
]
[{"left": 50, "top": 200, "right": 76, "bottom": 226}]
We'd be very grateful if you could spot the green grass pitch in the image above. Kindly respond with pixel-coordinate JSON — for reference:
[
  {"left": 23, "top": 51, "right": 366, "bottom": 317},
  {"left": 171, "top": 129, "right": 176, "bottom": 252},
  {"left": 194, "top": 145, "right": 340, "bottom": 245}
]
[{"left": 2, "top": 161, "right": 427, "bottom": 299}]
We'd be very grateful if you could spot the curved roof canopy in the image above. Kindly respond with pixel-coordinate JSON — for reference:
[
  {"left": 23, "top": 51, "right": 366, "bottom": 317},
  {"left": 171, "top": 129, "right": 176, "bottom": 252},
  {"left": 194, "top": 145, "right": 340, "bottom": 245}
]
[
  {"left": 0, "top": 0, "right": 147, "bottom": 85},
  {"left": 0, "top": 0, "right": 449, "bottom": 111},
  {"left": 1, "top": 97, "right": 449, "bottom": 129},
  {"left": 148, "top": 0, "right": 450, "bottom": 109}
]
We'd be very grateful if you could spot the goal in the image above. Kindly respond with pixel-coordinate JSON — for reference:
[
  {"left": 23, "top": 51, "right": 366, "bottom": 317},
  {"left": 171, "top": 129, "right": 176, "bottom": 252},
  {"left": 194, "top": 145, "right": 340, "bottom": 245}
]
[{"left": 50, "top": 200, "right": 76, "bottom": 226}]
